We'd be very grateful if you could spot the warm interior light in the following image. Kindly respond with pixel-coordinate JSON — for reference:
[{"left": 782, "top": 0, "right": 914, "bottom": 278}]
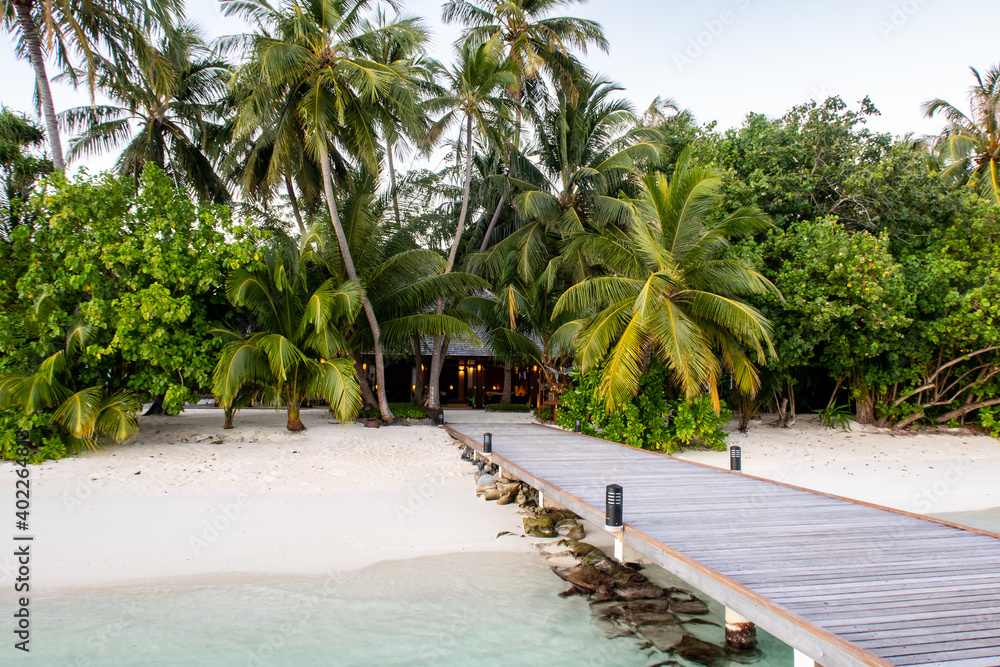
[
  {"left": 411, "top": 384, "right": 415, "bottom": 390},
  {"left": 449, "top": 385, "right": 454, "bottom": 390},
  {"left": 533, "top": 365, "right": 538, "bottom": 372},
  {"left": 477, "top": 364, "right": 482, "bottom": 371},
  {"left": 492, "top": 385, "right": 497, "bottom": 390},
  {"left": 362, "top": 363, "right": 367, "bottom": 370}
]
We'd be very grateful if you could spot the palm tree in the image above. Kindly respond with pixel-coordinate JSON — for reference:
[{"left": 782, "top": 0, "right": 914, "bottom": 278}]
[
  {"left": 442, "top": 0, "right": 607, "bottom": 105},
  {"left": 553, "top": 148, "right": 777, "bottom": 410},
  {"left": 323, "top": 170, "right": 486, "bottom": 411},
  {"left": 1, "top": 0, "right": 182, "bottom": 170},
  {"left": 421, "top": 37, "right": 515, "bottom": 411},
  {"left": 226, "top": 0, "right": 427, "bottom": 422},
  {"left": 354, "top": 8, "right": 438, "bottom": 231},
  {"left": 212, "top": 231, "right": 362, "bottom": 430},
  {"left": 0, "top": 107, "right": 53, "bottom": 237},
  {"left": 442, "top": 0, "right": 608, "bottom": 252},
  {"left": 924, "top": 65, "right": 1000, "bottom": 204},
  {"left": 0, "top": 322, "right": 140, "bottom": 448},
  {"left": 59, "top": 24, "right": 231, "bottom": 203}
]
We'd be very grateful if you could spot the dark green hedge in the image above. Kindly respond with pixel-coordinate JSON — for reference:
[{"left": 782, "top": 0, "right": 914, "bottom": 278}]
[
  {"left": 359, "top": 403, "right": 429, "bottom": 420},
  {"left": 484, "top": 403, "right": 532, "bottom": 413}
]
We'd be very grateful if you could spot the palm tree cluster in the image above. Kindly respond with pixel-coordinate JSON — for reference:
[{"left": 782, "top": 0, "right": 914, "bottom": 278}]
[{"left": 3, "top": 0, "right": 779, "bottom": 432}]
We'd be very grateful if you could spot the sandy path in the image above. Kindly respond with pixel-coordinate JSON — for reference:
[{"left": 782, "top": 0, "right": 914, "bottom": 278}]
[{"left": 675, "top": 414, "right": 1000, "bottom": 514}]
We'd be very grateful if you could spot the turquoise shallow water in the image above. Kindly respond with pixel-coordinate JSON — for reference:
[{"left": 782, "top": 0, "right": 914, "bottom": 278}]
[
  {"left": 933, "top": 505, "right": 1000, "bottom": 533},
  {"left": 27, "top": 550, "right": 790, "bottom": 667}
]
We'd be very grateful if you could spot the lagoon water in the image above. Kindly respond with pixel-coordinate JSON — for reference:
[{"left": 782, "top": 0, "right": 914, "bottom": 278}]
[
  {"left": 28, "top": 550, "right": 790, "bottom": 667},
  {"left": 934, "top": 505, "right": 1000, "bottom": 533},
  {"left": 29, "top": 509, "right": 1000, "bottom": 666}
]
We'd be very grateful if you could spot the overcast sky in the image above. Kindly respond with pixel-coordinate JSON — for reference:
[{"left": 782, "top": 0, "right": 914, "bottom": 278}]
[{"left": 1, "top": 0, "right": 998, "bottom": 175}]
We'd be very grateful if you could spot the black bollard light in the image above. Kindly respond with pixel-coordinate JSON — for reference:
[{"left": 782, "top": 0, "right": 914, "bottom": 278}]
[
  {"left": 730, "top": 445, "right": 742, "bottom": 472},
  {"left": 605, "top": 484, "right": 623, "bottom": 528},
  {"left": 483, "top": 432, "right": 493, "bottom": 454},
  {"left": 437, "top": 411, "right": 445, "bottom": 426},
  {"left": 574, "top": 418, "right": 581, "bottom": 433}
]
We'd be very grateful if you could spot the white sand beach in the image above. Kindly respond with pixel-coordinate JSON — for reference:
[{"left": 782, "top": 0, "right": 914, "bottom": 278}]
[
  {"left": 675, "top": 414, "right": 1000, "bottom": 516},
  {"left": 2, "top": 408, "right": 536, "bottom": 593},
  {"left": 2, "top": 408, "right": 998, "bottom": 596}
]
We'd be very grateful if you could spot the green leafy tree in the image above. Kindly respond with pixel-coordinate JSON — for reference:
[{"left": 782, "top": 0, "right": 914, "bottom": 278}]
[
  {"left": 890, "top": 193, "right": 1000, "bottom": 428},
  {"left": 213, "top": 231, "right": 363, "bottom": 430},
  {"left": 555, "top": 149, "right": 776, "bottom": 410},
  {"left": 701, "top": 97, "right": 896, "bottom": 231},
  {"left": 763, "top": 219, "right": 913, "bottom": 424},
  {"left": 924, "top": 65, "right": 1000, "bottom": 205},
  {"left": 1, "top": 166, "right": 257, "bottom": 415}
]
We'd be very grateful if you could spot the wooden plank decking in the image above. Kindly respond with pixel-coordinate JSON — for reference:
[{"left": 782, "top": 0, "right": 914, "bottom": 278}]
[{"left": 445, "top": 421, "right": 1000, "bottom": 667}]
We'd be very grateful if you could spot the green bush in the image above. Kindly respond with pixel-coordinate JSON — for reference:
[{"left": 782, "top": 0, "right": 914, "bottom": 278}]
[
  {"left": 556, "top": 362, "right": 731, "bottom": 452},
  {"left": 535, "top": 406, "right": 554, "bottom": 422},
  {"left": 484, "top": 403, "right": 532, "bottom": 413},
  {"left": 0, "top": 410, "right": 80, "bottom": 464},
  {"left": 358, "top": 403, "right": 428, "bottom": 420},
  {"left": 978, "top": 406, "right": 1000, "bottom": 439}
]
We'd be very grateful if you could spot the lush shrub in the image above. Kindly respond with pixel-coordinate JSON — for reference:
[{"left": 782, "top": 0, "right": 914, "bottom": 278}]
[
  {"left": 535, "top": 406, "right": 554, "bottom": 423},
  {"left": 556, "top": 362, "right": 731, "bottom": 452},
  {"left": 484, "top": 403, "right": 532, "bottom": 413},
  {"left": 0, "top": 410, "right": 81, "bottom": 464},
  {"left": 359, "top": 402, "right": 428, "bottom": 420},
  {"left": 0, "top": 167, "right": 259, "bottom": 417}
]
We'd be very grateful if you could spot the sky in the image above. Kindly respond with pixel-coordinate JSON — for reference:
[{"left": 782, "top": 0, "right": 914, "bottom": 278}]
[{"left": 1, "top": 0, "right": 998, "bottom": 175}]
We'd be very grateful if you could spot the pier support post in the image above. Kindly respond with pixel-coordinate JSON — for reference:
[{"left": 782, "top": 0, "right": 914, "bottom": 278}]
[
  {"left": 537, "top": 488, "right": 545, "bottom": 508},
  {"left": 793, "top": 649, "right": 823, "bottom": 667},
  {"left": 609, "top": 530, "right": 624, "bottom": 562},
  {"left": 724, "top": 608, "right": 757, "bottom": 649}
]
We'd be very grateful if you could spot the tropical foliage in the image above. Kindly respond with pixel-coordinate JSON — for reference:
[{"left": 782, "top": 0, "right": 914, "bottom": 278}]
[
  {"left": 0, "top": 167, "right": 257, "bottom": 420},
  {"left": 212, "top": 231, "right": 362, "bottom": 429},
  {"left": 2, "top": 1, "right": 1000, "bottom": 462},
  {"left": 555, "top": 149, "right": 776, "bottom": 410},
  {"left": 924, "top": 66, "right": 1000, "bottom": 205}
]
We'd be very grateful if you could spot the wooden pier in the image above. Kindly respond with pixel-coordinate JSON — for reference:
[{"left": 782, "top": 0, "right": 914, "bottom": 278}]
[{"left": 445, "top": 421, "right": 1000, "bottom": 667}]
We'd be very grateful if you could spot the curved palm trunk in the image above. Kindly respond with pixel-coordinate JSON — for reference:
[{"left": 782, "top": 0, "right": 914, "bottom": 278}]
[
  {"left": 426, "top": 115, "right": 475, "bottom": 411},
  {"left": 286, "top": 172, "right": 305, "bottom": 234},
  {"left": 387, "top": 138, "right": 402, "bottom": 229},
  {"left": 479, "top": 192, "right": 506, "bottom": 252},
  {"left": 320, "top": 152, "right": 393, "bottom": 422},
  {"left": 13, "top": 0, "right": 65, "bottom": 171}
]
